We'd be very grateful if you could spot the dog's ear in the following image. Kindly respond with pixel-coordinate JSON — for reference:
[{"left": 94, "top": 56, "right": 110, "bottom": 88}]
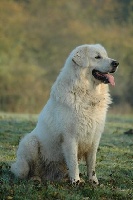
[{"left": 72, "top": 47, "right": 89, "bottom": 68}]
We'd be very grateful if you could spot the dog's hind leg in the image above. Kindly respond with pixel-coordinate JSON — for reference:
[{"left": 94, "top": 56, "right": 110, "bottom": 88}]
[
  {"left": 11, "top": 158, "right": 30, "bottom": 179},
  {"left": 11, "top": 133, "right": 40, "bottom": 179}
]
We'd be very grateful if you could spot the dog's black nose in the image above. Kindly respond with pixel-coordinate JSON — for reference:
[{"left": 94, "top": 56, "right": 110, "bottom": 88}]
[{"left": 111, "top": 60, "right": 119, "bottom": 68}]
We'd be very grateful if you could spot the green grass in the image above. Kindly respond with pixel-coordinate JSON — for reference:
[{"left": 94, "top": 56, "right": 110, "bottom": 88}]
[{"left": 0, "top": 113, "right": 133, "bottom": 200}]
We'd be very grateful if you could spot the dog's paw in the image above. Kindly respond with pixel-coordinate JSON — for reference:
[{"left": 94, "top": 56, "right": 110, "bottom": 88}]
[
  {"left": 71, "top": 178, "right": 85, "bottom": 186},
  {"left": 88, "top": 171, "right": 99, "bottom": 185},
  {"left": 89, "top": 176, "right": 99, "bottom": 185}
]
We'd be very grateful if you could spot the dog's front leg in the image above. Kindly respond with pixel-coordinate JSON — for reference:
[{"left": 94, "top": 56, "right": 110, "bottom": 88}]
[
  {"left": 86, "top": 146, "right": 99, "bottom": 185},
  {"left": 62, "top": 137, "right": 80, "bottom": 184}
]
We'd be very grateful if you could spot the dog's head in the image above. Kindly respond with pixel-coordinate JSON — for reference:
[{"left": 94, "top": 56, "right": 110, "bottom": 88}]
[{"left": 71, "top": 44, "right": 119, "bottom": 86}]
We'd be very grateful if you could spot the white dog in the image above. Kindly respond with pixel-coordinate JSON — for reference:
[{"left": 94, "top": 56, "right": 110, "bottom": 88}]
[{"left": 11, "top": 44, "right": 119, "bottom": 184}]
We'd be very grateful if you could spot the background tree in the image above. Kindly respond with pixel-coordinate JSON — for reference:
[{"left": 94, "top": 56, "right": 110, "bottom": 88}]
[{"left": 0, "top": 0, "right": 133, "bottom": 113}]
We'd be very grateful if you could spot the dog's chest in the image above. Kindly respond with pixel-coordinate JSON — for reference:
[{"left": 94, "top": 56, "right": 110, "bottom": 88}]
[
  {"left": 74, "top": 91, "right": 107, "bottom": 119},
  {"left": 73, "top": 93, "right": 107, "bottom": 145},
  {"left": 74, "top": 106, "right": 105, "bottom": 158}
]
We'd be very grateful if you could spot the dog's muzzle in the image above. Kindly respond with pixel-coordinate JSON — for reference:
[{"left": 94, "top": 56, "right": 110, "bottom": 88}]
[{"left": 92, "top": 60, "right": 119, "bottom": 86}]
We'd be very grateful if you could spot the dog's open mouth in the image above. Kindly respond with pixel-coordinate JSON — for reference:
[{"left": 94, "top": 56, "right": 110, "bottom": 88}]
[{"left": 92, "top": 69, "right": 115, "bottom": 86}]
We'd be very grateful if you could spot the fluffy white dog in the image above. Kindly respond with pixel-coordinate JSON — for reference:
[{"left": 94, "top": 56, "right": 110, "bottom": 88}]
[{"left": 11, "top": 44, "right": 119, "bottom": 184}]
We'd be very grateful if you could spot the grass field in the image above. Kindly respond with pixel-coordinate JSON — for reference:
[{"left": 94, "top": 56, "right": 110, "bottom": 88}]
[{"left": 0, "top": 112, "right": 133, "bottom": 200}]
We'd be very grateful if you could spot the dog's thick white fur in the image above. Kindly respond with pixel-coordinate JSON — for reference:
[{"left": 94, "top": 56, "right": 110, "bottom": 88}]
[{"left": 11, "top": 44, "right": 119, "bottom": 184}]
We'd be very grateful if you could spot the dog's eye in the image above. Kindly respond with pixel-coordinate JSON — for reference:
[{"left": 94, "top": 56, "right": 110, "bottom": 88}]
[{"left": 95, "top": 55, "right": 101, "bottom": 59}]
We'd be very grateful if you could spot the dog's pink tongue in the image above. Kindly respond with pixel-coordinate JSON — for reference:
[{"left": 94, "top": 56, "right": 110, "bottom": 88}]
[{"left": 105, "top": 74, "right": 115, "bottom": 86}]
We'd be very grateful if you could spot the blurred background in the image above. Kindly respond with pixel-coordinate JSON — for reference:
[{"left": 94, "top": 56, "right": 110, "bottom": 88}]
[{"left": 0, "top": 0, "right": 133, "bottom": 114}]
